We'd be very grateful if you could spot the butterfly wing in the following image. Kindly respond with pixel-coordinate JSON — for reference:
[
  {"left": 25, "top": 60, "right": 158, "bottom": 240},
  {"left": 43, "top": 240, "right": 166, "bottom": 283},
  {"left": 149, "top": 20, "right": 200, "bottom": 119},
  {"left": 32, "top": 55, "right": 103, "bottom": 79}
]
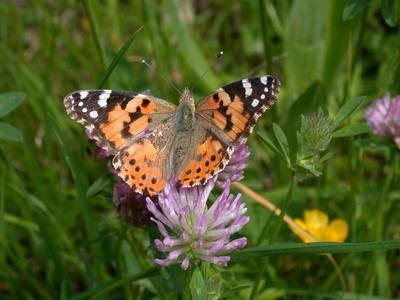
[
  {"left": 177, "top": 76, "right": 280, "bottom": 187},
  {"left": 112, "top": 119, "right": 177, "bottom": 196},
  {"left": 64, "top": 90, "right": 177, "bottom": 195},
  {"left": 176, "top": 126, "right": 234, "bottom": 187},
  {"left": 195, "top": 75, "right": 280, "bottom": 144},
  {"left": 64, "top": 90, "right": 176, "bottom": 153}
]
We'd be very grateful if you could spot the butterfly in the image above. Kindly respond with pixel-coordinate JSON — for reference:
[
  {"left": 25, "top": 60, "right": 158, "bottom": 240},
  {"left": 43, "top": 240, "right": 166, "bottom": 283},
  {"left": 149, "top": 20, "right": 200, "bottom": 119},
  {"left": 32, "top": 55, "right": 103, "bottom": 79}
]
[{"left": 64, "top": 76, "right": 280, "bottom": 196}]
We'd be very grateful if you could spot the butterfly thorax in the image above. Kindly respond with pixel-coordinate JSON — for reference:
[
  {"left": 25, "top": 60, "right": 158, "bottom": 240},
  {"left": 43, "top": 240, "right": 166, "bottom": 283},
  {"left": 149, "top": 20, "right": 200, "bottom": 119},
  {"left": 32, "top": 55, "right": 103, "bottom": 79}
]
[
  {"left": 176, "top": 88, "right": 195, "bottom": 132},
  {"left": 172, "top": 88, "right": 196, "bottom": 172}
]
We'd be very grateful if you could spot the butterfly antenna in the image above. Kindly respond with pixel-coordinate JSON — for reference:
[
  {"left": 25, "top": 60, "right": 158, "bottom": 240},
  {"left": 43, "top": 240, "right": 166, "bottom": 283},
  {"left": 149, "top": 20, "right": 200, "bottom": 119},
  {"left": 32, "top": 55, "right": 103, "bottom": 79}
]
[
  {"left": 141, "top": 59, "right": 182, "bottom": 95},
  {"left": 191, "top": 51, "right": 224, "bottom": 92}
]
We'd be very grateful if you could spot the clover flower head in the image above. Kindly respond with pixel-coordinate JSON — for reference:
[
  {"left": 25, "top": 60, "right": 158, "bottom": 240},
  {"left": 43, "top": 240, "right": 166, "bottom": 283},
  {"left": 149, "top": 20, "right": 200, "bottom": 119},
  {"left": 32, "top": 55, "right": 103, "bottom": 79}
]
[
  {"left": 365, "top": 93, "right": 400, "bottom": 148},
  {"left": 146, "top": 177, "right": 249, "bottom": 270},
  {"left": 216, "top": 143, "right": 250, "bottom": 188},
  {"left": 365, "top": 93, "right": 393, "bottom": 138},
  {"left": 113, "top": 177, "right": 152, "bottom": 226}
]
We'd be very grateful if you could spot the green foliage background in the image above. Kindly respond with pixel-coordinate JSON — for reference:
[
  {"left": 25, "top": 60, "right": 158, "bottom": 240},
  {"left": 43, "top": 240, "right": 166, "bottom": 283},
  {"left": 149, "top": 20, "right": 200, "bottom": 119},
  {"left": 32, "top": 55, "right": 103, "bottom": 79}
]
[{"left": 0, "top": 0, "right": 399, "bottom": 299}]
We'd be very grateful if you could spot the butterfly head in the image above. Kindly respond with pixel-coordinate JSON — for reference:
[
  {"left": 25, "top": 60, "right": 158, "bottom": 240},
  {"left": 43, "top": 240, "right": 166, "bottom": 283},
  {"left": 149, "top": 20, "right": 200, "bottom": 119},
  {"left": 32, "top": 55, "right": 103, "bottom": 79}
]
[{"left": 177, "top": 88, "right": 195, "bottom": 132}]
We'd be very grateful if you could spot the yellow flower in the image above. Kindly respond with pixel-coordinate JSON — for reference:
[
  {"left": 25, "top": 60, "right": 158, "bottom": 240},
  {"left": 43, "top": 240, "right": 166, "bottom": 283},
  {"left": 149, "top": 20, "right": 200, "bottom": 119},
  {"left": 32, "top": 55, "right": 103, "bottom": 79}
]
[{"left": 293, "top": 209, "right": 349, "bottom": 243}]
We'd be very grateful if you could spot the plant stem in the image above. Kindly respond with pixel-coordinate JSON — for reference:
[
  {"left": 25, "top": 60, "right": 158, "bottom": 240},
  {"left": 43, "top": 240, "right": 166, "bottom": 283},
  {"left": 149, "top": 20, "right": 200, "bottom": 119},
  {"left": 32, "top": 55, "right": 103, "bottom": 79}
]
[
  {"left": 235, "top": 178, "right": 347, "bottom": 294},
  {"left": 183, "top": 265, "right": 194, "bottom": 300},
  {"left": 248, "top": 173, "right": 296, "bottom": 300},
  {"left": 373, "top": 152, "right": 398, "bottom": 296},
  {"left": 128, "top": 230, "right": 167, "bottom": 299}
]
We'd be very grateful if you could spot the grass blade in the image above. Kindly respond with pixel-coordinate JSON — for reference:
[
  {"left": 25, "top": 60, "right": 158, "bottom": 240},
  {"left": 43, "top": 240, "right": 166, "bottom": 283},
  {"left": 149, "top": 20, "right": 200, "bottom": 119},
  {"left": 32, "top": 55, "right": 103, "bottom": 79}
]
[
  {"left": 231, "top": 240, "right": 400, "bottom": 260},
  {"left": 82, "top": 0, "right": 107, "bottom": 70},
  {"left": 71, "top": 266, "right": 158, "bottom": 300},
  {"left": 97, "top": 26, "right": 143, "bottom": 88}
]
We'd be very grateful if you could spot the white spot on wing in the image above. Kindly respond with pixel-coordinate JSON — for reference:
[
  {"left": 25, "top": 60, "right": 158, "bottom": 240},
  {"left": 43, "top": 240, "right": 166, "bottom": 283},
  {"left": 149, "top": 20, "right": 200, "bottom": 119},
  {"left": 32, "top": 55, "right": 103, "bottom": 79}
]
[
  {"left": 82, "top": 108, "right": 87, "bottom": 113},
  {"left": 98, "top": 91, "right": 111, "bottom": 107},
  {"left": 89, "top": 111, "right": 98, "bottom": 118},
  {"left": 242, "top": 79, "right": 253, "bottom": 97},
  {"left": 261, "top": 94, "right": 265, "bottom": 99},
  {"left": 80, "top": 91, "right": 88, "bottom": 99},
  {"left": 251, "top": 99, "right": 259, "bottom": 107},
  {"left": 264, "top": 87, "right": 269, "bottom": 93},
  {"left": 78, "top": 101, "right": 83, "bottom": 106},
  {"left": 260, "top": 76, "right": 268, "bottom": 85}
]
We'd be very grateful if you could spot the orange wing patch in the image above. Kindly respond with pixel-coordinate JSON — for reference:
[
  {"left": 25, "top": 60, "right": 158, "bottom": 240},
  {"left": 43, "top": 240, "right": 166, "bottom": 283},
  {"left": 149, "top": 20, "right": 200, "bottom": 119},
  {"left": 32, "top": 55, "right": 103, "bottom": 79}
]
[
  {"left": 99, "top": 96, "right": 157, "bottom": 150},
  {"left": 197, "top": 89, "right": 252, "bottom": 142},
  {"left": 114, "top": 139, "right": 166, "bottom": 196},
  {"left": 177, "top": 134, "right": 233, "bottom": 187}
]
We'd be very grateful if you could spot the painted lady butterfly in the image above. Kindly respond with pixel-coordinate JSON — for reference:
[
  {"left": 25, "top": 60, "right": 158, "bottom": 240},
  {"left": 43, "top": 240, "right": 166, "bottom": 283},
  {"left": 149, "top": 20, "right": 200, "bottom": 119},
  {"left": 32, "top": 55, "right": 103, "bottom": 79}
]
[{"left": 64, "top": 76, "right": 280, "bottom": 196}]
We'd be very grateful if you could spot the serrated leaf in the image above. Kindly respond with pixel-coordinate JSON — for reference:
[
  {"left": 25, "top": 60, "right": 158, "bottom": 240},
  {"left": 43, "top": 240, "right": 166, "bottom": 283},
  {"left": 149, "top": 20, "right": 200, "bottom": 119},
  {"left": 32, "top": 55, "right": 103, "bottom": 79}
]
[
  {"left": 380, "top": 0, "right": 397, "bottom": 27},
  {"left": 190, "top": 268, "right": 208, "bottom": 300},
  {"left": 334, "top": 96, "right": 366, "bottom": 127},
  {"left": 0, "top": 92, "right": 25, "bottom": 118},
  {"left": 272, "top": 123, "right": 291, "bottom": 166},
  {"left": 0, "top": 122, "right": 23, "bottom": 142},
  {"left": 332, "top": 123, "right": 370, "bottom": 138},
  {"left": 342, "top": 0, "right": 371, "bottom": 20}
]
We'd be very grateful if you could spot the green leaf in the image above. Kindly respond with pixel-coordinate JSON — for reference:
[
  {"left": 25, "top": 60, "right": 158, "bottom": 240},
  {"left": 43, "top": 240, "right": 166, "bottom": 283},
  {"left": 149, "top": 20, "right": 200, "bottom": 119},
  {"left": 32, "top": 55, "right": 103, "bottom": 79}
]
[
  {"left": 380, "top": 0, "right": 397, "bottom": 27},
  {"left": 334, "top": 96, "right": 366, "bottom": 127},
  {"left": 342, "top": 0, "right": 371, "bottom": 20},
  {"left": 332, "top": 123, "right": 370, "bottom": 138},
  {"left": 354, "top": 138, "right": 391, "bottom": 152},
  {"left": 0, "top": 122, "right": 23, "bottom": 142},
  {"left": 323, "top": 0, "right": 358, "bottom": 91},
  {"left": 272, "top": 123, "right": 291, "bottom": 166},
  {"left": 231, "top": 240, "right": 400, "bottom": 260},
  {"left": 284, "top": 0, "right": 327, "bottom": 96},
  {"left": 190, "top": 268, "right": 208, "bottom": 300},
  {"left": 97, "top": 26, "right": 143, "bottom": 88},
  {"left": 0, "top": 92, "right": 25, "bottom": 118},
  {"left": 257, "top": 132, "right": 281, "bottom": 157},
  {"left": 86, "top": 174, "right": 113, "bottom": 198}
]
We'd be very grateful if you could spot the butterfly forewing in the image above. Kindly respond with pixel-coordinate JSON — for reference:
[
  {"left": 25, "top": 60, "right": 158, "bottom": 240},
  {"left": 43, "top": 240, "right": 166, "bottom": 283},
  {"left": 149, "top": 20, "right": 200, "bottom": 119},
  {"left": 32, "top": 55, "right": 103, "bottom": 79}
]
[
  {"left": 64, "top": 90, "right": 176, "bottom": 154},
  {"left": 196, "top": 75, "right": 280, "bottom": 144}
]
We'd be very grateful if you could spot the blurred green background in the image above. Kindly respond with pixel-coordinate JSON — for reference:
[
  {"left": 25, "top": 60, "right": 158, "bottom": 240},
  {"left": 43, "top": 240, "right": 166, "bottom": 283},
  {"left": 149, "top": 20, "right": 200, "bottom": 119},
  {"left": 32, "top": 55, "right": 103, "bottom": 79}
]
[{"left": 0, "top": 0, "right": 400, "bottom": 299}]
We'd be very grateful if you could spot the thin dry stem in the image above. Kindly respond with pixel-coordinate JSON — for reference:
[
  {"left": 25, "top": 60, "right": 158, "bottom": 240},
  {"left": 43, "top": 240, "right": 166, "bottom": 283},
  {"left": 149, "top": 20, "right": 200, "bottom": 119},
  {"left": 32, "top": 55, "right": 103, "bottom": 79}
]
[{"left": 233, "top": 181, "right": 347, "bottom": 290}]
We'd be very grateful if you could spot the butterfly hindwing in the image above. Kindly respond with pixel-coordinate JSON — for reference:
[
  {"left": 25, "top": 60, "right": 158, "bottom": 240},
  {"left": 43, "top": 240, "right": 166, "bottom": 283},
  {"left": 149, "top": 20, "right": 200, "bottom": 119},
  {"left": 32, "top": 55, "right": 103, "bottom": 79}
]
[
  {"left": 176, "top": 127, "right": 234, "bottom": 187},
  {"left": 112, "top": 119, "right": 177, "bottom": 196},
  {"left": 196, "top": 76, "right": 280, "bottom": 144},
  {"left": 64, "top": 90, "right": 176, "bottom": 154}
]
